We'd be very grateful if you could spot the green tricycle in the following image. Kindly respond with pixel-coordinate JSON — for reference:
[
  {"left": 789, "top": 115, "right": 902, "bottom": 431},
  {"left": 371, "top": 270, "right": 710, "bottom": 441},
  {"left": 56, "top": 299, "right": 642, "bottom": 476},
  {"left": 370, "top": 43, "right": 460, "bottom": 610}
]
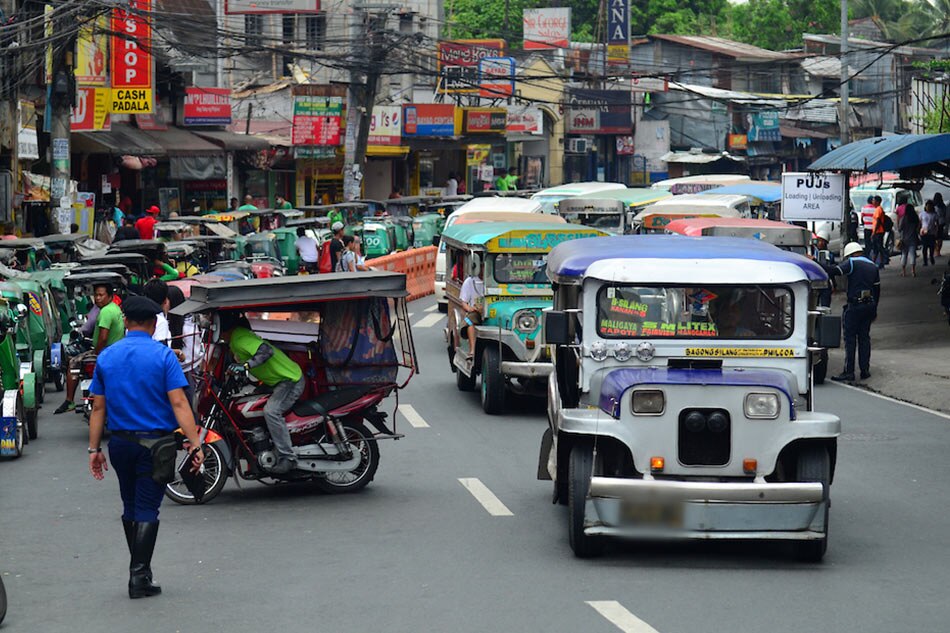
[
  {"left": 412, "top": 213, "right": 446, "bottom": 247},
  {"left": 0, "top": 296, "right": 30, "bottom": 457},
  {"left": 349, "top": 220, "right": 397, "bottom": 259},
  {"left": 0, "top": 289, "right": 38, "bottom": 443}
]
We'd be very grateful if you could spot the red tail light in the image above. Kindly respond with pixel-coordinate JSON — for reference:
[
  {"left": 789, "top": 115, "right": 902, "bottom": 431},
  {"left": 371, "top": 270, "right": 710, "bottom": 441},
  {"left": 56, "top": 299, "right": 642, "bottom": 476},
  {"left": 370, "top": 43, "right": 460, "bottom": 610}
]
[{"left": 82, "top": 361, "right": 97, "bottom": 378}]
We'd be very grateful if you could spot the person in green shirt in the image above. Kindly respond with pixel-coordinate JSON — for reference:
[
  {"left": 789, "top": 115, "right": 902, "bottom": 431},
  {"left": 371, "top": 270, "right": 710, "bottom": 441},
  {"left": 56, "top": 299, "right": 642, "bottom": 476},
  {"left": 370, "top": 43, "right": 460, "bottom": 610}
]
[
  {"left": 152, "top": 258, "right": 180, "bottom": 282},
  {"left": 275, "top": 195, "right": 293, "bottom": 210},
  {"left": 55, "top": 283, "right": 125, "bottom": 414},
  {"left": 237, "top": 195, "right": 258, "bottom": 212},
  {"left": 225, "top": 317, "right": 303, "bottom": 474}
]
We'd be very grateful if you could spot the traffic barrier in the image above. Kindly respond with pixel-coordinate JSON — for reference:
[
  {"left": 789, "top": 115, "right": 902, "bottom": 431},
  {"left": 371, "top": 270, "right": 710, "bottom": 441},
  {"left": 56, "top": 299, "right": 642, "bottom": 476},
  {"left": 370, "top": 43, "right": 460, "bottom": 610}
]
[{"left": 369, "top": 246, "right": 437, "bottom": 301}]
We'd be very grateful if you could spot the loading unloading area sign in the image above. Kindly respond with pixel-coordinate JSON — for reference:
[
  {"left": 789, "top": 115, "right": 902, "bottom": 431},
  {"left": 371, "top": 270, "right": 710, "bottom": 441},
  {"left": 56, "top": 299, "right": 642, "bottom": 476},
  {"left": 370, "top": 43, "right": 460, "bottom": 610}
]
[{"left": 781, "top": 172, "right": 845, "bottom": 222}]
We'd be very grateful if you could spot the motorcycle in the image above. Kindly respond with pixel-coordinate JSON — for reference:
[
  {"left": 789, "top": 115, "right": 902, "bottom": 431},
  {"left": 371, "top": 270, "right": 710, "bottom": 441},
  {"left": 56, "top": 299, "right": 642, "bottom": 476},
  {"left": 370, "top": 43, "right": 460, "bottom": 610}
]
[
  {"left": 164, "top": 271, "right": 417, "bottom": 504},
  {"left": 64, "top": 329, "right": 96, "bottom": 420}
]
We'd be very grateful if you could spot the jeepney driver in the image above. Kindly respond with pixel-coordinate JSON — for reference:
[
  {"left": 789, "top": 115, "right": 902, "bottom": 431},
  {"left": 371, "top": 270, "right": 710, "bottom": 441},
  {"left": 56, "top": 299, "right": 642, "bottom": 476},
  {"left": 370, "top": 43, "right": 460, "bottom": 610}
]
[
  {"left": 223, "top": 315, "right": 304, "bottom": 475},
  {"left": 459, "top": 258, "right": 485, "bottom": 357},
  {"left": 708, "top": 290, "right": 755, "bottom": 338}
]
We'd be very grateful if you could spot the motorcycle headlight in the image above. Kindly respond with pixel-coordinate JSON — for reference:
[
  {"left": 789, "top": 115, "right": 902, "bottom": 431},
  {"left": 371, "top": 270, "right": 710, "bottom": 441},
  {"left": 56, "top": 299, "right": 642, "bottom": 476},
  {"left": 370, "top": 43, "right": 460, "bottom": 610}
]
[
  {"left": 744, "top": 393, "right": 780, "bottom": 419},
  {"left": 514, "top": 311, "right": 539, "bottom": 333}
]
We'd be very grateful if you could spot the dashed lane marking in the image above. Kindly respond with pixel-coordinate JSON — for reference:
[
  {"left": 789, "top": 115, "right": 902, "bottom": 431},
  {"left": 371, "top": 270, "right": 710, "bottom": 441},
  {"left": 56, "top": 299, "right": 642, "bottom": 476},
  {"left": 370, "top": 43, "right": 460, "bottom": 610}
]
[
  {"left": 414, "top": 313, "right": 445, "bottom": 328},
  {"left": 586, "top": 601, "right": 661, "bottom": 633},
  {"left": 457, "top": 478, "right": 514, "bottom": 516},
  {"left": 827, "top": 382, "right": 950, "bottom": 421},
  {"left": 424, "top": 304, "right": 438, "bottom": 312},
  {"left": 398, "top": 404, "right": 429, "bottom": 428}
]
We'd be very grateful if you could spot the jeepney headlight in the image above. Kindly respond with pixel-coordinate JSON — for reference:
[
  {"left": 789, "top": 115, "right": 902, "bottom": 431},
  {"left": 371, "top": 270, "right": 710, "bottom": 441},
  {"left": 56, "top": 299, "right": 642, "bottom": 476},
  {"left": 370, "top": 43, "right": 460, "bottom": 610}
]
[
  {"left": 744, "top": 393, "right": 780, "bottom": 419},
  {"left": 515, "top": 311, "right": 539, "bottom": 333},
  {"left": 613, "top": 341, "right": 632, "bottom": 362},
  {"left": 589, "top": 341, "right": 608, "bottom": 361},
  {"left": 631, "top": 389, "right": 665, "bottom": 415}
]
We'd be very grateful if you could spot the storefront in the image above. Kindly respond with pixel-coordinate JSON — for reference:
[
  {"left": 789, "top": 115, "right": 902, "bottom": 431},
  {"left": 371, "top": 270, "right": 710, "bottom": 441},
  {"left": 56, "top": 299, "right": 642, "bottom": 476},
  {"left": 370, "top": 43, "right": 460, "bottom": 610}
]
[
  {"left": 364, "top": 105, "right": 408, "bottom": 199},
  {"left": 564, "top": 88, "right": 633, "bottom": 183},
  {"left": 462, "top": 108, "right": 507, "bottom": 192},
  {"left": 291, "top": 85, "right": 346, "bottom": 205},
  {"left": 402, "top": 103, "right": 462, "bottom": 196},
  {"left": 506, "top": 106, "right": 549, "bottom": 188}
]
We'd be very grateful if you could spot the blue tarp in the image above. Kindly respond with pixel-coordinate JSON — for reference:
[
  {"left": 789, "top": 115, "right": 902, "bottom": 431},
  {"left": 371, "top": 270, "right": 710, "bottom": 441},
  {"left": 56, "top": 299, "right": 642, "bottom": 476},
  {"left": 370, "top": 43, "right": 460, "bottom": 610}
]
[
  {"left": 698, "top": 183, "right": 782, "bottom": 202},
  {"left": 808, "top": 134, "right": 950, "bottom": 173}
]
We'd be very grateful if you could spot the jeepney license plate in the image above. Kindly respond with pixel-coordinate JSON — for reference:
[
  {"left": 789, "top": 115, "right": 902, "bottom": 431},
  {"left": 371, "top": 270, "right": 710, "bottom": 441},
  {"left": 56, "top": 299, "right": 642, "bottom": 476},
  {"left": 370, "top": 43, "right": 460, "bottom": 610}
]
[{"left": 620, "top": 500, "right": 685, "bottom": 528}]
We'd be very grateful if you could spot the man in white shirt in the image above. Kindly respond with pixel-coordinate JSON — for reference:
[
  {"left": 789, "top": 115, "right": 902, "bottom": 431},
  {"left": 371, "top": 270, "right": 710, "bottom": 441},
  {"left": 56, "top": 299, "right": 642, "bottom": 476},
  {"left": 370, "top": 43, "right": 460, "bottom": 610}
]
[
  {"left": 458, "top": 260, "right": 484, "bottom": 356},
  {"left": 445, "top": 173, "right": 459, "bottom": 197},
  {"left": 143, "top": 280, "right": 173, "bottom": 347},
  {"left": 294, "top": 227, "right": 319, "bottom": 273}
]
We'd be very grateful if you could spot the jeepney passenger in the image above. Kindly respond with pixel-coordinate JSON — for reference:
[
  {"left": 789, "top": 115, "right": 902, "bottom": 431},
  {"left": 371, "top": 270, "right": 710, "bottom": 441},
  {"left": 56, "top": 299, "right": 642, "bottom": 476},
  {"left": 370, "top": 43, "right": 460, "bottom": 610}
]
[{"left": 459, "top": 260, "right": 484, "bottom": 357}]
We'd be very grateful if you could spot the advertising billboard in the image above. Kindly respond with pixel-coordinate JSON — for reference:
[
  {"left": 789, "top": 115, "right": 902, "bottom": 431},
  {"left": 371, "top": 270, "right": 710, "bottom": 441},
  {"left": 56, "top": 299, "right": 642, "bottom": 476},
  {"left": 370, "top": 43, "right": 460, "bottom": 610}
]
[
  {"left": 565, "top": 89, "right": 631, "bottom": 134},
  {"left": 75, "top": 16, "right": 108, "bottom": 86},
  {"left": 438, "top": 40, "right": 505, "bottom": 94},
  {"left": 607, "top": 0, "right": 630, "bottom": 64},
  {"left": 478, "top": 57, "right": 515, "bottom": 99},
  {"left": 183, "top": 87, "right": 232, "bottom": 126},
  {"left": 292, "top": 95, "right": 343, "bottom": 145},
  {"left": 368, "top": 105, "right": 401, "bottom": 146},
  {"left": 110, "top": 0, "right": 153, "bottom": 113},
  {"left": 523, "top": 8, "right": 570, "bottom": 50},
  {"left": 402, "top": 104, "right": 457, "bottom": 137}
]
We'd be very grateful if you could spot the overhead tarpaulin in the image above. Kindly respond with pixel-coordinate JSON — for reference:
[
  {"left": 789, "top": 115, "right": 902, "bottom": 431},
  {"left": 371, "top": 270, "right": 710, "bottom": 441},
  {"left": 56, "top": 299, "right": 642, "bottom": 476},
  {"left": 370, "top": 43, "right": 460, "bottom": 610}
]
[
  {"left": 659, "top": 151, "right": 745, "bottom": 164},
  {"left": 193, "top": 130, "right": 272, "bottom": 151},
  {"left": 808, "top": 134, "right": 950, "bottom": 173},
  {"left": 140, "top": 126, "right": 223, "bottom": 156},
  {"left": 170, "top": 155, "right": 226, "bottom": 180},
  {"left": 71, "top": 123, "right": 166, "bottom": 156}
]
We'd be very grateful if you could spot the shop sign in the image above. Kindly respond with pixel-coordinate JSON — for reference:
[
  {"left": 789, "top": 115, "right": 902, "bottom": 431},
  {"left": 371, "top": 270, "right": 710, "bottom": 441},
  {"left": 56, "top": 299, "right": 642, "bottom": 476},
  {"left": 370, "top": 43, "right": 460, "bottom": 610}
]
[
  {"left": 110, "top": 88, "right": 153, "bottom": 114},
  {"left": 402, "top": 104, "right": 457, "bottom": 137},
  {"left": 506, "top": 106, "right": 543, "bottom": 135},
  {"left": 76, "top": 16, "right": 108, "bottom": 86},
  {"left": 466, "top": 144, "right": 491, "bottom": 165},
  {"left": 292, "top": 95, "right": 343, "bottom": 145},
  {"left": 294, "top": 146, "right": 337, "bottom": 159},
  {"left": 18, "top": 101, "right": 39, "bottom": 160},
  {"left": 607, "top": 0, "right": 630, "bottom": 64},
  {"left": 184, "top": 87, "right": 232, "bottom": 126},
  {"left": 71, "top": 87, "right": 111, "bottom": 131},
  {"left": 523, "top": 8, "right": 570, "bottom": 50},
  {"left": 565, "top": 88, "right": 631, "bottom": 135},
  {"left": 111, "top": 0, "right": 152, "bottom": 91},
  {"left": 225, "top": 0, "right": 318, "bottom": 14},
  {"left": 616, "top": 135, "right": 635, "bottom": 155},
  {"left": 478, "top": 57, "right": 515, "bottom": 98},
  {"left": 367, "top": 105, "right": 401, "bottom": 146},
  {"left": 438, "top": 39, "right": 505, "bottom": 94},
  {"left": 465, "top": 108, "right": 506, "bottom": 134},
  {"left": 747, "top": 111, "right": 780, "bottom": 142},
  {"left": 728, "top": 133, "right": 748, "bottom": 150},
  {"left": 631, "top": 75, "right": 668, "bottom": 93},
  {"left": 184, "top": 179, "right": 227, "bottom": 191}
]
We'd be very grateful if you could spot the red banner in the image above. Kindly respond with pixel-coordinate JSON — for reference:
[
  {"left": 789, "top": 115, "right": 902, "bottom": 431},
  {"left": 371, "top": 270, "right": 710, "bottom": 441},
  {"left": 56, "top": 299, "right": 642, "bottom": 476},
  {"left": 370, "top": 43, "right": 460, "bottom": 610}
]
[
  {"left": 111, "top": 0, "right": 152, "bottom": 89},
  {"left": 184, "top": 87, "right": 232, "bottom": 125}
]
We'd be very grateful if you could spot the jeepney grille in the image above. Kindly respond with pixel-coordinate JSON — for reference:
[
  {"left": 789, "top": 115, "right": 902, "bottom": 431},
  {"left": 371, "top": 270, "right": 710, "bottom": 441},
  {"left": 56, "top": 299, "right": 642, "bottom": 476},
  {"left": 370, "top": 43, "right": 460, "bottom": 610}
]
[{"left": 678, "top": 408, "right": 731, "bottom": 466}]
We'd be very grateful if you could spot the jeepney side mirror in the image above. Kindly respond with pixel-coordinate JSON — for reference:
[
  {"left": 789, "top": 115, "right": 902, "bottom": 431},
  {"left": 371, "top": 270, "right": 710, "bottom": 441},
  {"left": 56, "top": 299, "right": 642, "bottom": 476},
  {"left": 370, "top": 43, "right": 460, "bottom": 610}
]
[
  {"left": 542, "top": 310, "right": 573, "bottom": 346},
  {"left": 815, "top": 313, "right": 841, "bottom": 348},
  {"left": 16, "top": 303, "right": 27, "bottom": 320}
]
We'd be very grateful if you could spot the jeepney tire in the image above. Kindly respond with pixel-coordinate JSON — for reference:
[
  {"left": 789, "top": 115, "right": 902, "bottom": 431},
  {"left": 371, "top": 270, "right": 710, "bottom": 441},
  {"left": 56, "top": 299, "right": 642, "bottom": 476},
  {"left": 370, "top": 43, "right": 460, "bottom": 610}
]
[
  {"left": 456, "top": 362, "right": 477, "bottom": 392},
  {"left": 814, "top": 350, "right": 828, "bottom": 385},
  {"left": 793, "top": 445, "right": 830, "bottom": 562},
  {"left": 480, "top": 347, "right": 505, "bottom": 414},
  {"left": 447, "top": 343, "right": 457, "bottom": 374},
  {"left": 568, "top": 442, "right": 604, "bottom": 558}
]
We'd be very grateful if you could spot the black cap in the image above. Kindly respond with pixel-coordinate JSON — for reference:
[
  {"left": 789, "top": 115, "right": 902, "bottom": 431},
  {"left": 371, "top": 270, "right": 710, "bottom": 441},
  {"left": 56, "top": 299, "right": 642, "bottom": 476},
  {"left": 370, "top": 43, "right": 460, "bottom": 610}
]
[{"left": 121, "top": 296, "right": 163, "bottom": 321}]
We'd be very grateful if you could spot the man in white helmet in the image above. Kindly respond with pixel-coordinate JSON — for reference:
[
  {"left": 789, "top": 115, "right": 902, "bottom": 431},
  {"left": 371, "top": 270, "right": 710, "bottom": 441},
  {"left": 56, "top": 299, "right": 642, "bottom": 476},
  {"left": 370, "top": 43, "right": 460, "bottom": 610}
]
[
  {"left": 811, "top": 226, "right": 836, "bottom": 308},
  {"left": 829, "top": 242, "right": 880, "bottom": 382}
]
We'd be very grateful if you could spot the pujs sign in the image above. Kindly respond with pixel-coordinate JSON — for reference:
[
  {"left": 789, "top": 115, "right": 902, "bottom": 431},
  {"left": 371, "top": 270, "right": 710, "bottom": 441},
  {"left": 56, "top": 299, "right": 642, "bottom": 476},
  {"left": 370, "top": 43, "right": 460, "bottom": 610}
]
[{"left": 781, "top": 171, "right": 846, "bottom": 222}]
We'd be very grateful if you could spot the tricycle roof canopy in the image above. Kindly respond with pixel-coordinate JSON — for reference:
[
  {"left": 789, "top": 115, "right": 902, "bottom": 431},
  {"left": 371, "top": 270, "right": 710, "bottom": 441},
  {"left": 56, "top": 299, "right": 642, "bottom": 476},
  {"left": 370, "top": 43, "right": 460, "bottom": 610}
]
[
  {"left": 171, "top": 271, "right": 408, "bottom": 314},
  {"left": 546, "top": 235, "right": 827, "bottom": 284},
  {"left": 64, "top": 271, "right": 127, "bottom": 288},
  {"left": 441, "top": 222, "right": 605, "bottom": 248},
  {"left": 567, "top": 188, "right": 673, "bottom": 206},
  {"left": 808, "top": 133, "right": 950, "bottom": 174}
]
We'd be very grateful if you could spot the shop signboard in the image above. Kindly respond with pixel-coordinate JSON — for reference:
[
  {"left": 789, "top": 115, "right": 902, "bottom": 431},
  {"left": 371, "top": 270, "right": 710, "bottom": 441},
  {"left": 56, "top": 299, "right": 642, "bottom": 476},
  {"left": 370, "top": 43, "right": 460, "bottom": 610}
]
[
  {"left": 565, "top": 88, "right": 631, "bottom": 135},
  {"left": 466, "top": 144, "right": 491, "bottom": 165},
  {"left": 110, "top": 0, "right": 153, "bottom": 113},
  {"left": 607, "top": 0, "right": 630, "bottom": 64},
  {"left": 438, "top": 39, "right": 505, "bottom": 94},
  {"left": 465, "top": 108, "right": 506, "bottom": 134},
  {"left": 478, "top": 57, "right": 515, "bottom": 98},
  {"left": 367, "top": 105, "right": 401, "bottom": 146},
  {"left": 506, "top": 106, "right": 543, "bottom": 135},
  {"left": 184, "top": 88, "right": 232, "bottom": 125},
  {"left": 523, "top": 8, "right": 570, "bottom": 50},
  {"left": 292, "top": 95, "right": 343, "bottom": 145},
  {"left": 71, "top": 87, "right": 111, "bottom": 131},
  {"left": 747, "top": 111, "right": 780, "bottom": 142},
  {"left": 402, "top": 104, "right": 457, "bottom": 137},
  {"left": 76, "top": 16, "right": 108, "bottom": 86},
  {"left": 225, "top": 0, "right": 318, "bottom": 13},
  {"left": 781, "top": 172, "right": 845, "bottom": 222},
  {"left": 616, "top": 135, "right": 635, "bottom": 155},
  {"left": 728, "top": 133, "right": 748, "bottom": 150},
  {"left": 631, "top": 75, "right": 668, "bottom": 93},
  {"left": 17, "top": 101, "right": 39, "bottom": 161}
]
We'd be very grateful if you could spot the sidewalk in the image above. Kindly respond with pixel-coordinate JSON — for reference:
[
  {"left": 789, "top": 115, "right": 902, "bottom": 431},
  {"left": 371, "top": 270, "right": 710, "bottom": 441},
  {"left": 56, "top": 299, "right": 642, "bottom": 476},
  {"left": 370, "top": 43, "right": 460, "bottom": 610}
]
[{"left": 827, "top": 253, "right": 950, "bottom": 413}]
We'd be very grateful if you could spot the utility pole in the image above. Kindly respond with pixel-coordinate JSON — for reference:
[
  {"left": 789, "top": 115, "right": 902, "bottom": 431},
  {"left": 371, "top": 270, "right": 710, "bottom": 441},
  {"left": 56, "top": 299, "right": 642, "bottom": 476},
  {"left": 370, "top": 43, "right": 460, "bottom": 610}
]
[
  {"left": 49, "top": 11, "right": 78, "bottom": 232},
  {"left": 839, "top": 0, "right": 850, "bottom": 146}
]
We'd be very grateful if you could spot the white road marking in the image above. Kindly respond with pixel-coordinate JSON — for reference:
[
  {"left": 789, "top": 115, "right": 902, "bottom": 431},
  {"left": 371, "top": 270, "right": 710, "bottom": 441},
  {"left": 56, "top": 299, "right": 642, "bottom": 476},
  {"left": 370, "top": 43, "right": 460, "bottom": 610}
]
[
  {"left": 457, "top": 478, "right": 514, "bottom": 516},
  {"left": 424, "top": 304, "right": 438, "bottom": 312},
  {"left": 827, "top": 382, "right": 950, "bottom": 421},
  {"left": 398, "top": 404, "right": 429, "bottom": 428},
  {"left": 407, "top": 312, "right": 414, "bottom": 318},
  {"left": 414, "top": 313, "right": 444, "bottom": 328},
  {"left": 587, "top": 601, "right": 661, "bottom": 633}
]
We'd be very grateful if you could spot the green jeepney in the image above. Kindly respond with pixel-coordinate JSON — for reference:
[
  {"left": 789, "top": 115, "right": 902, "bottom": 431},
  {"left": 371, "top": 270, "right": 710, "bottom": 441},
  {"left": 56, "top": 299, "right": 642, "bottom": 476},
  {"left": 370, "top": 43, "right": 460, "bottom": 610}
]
[{"left": 441, "top": 222, "right": 608, "bottom": 414}]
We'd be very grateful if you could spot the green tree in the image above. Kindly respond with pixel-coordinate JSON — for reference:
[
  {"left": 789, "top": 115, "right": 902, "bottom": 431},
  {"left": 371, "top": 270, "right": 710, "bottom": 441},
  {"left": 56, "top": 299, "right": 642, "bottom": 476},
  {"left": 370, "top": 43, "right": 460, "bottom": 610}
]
[
  {"left": 923, "top": 93, "right": 950, "bottom": 133},
  {"left": 444, "top": 0, "right": 600, "bottom": 45},
  {"left": 725, "top": 0, "right": 838, "bottom": 50}
]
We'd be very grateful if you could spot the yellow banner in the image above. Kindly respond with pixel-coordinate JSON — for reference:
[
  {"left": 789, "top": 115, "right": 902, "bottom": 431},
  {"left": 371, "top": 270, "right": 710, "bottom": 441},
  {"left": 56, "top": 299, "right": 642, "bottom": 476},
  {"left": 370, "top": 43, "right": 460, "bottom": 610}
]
[
  {"left": 109, "top": 88, "right": 153, "bottom": 114},
  {"left": 76, "top": 16, "right": 108, "bottom": 86},
  {"left": 685, "top": 348, "right": 795, "bottom": 358}
]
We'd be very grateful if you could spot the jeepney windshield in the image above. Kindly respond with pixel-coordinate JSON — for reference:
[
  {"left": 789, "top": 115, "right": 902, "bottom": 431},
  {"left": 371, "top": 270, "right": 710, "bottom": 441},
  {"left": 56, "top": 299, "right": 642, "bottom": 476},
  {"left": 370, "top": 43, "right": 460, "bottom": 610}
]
[
  {"left": 492, "top": 253, "right": 548, "bottom": 284},
  {"left": 562, "top": 212, "right": 623, "bottom": 233},
  {"left": 244, "top": 240, "right": 279, "bottom": 260},
  {"left": 597, "top": 284, "right": 793, "bottom": 339}
]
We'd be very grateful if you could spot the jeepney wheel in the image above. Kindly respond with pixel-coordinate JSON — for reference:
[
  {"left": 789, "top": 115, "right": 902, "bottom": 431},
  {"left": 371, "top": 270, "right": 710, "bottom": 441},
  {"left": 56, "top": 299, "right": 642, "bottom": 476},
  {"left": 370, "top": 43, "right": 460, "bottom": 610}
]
[
  {"left": 568, "top": 442, "right": 604, "bottom": 558},
  {"left": 480, "top": 347, "right": 505, "bottom": 415},
  {"left": 793, "top": 445, "right": 830, "bottom": 562},
  {"left": 814, "top": 350, "right": 828, "bottom": 385}
]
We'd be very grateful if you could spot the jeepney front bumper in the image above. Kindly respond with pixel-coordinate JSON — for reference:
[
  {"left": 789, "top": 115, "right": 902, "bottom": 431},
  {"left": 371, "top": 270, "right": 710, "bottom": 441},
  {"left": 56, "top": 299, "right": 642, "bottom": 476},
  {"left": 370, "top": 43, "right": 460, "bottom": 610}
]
[{"left": 500, "top": 361, "right": 552, "bottom": 377}]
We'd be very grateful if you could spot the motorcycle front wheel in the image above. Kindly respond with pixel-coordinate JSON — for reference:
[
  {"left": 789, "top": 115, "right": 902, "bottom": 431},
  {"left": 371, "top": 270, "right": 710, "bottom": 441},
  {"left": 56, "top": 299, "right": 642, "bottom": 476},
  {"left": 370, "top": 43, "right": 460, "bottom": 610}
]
[
  {"left": 165, "top": 442, "right": 229, "bottom": 505},
  {"left": 315, "top": 421, "right": 380, "bottom": 494}
]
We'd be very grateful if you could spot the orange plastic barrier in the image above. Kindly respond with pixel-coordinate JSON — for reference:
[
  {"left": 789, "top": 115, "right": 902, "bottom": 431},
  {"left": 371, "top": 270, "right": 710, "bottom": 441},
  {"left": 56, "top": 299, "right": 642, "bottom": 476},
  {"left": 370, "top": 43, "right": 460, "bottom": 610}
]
[{"left": 368, "top": 246, "right": 437, "bottom": 301}]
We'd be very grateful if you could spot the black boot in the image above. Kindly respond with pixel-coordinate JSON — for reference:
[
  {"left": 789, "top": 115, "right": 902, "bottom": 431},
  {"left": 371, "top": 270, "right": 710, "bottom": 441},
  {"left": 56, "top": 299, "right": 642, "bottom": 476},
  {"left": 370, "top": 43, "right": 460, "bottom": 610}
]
[
  {"left": 122, "top": 518, "right": 135, "bottom": 554},
  {"left": 128, "top": 521, "right": 162, "bottom": 599}
]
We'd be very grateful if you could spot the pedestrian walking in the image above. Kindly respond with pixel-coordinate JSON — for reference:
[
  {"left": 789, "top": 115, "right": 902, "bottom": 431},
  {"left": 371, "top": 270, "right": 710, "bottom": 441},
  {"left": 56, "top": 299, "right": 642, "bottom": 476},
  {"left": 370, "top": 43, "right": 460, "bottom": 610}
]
[
  {"left": 934, "top": 192, "right": 947, "bottom": 257},
  {"left": 337, "top": 235, "right": 357, "bottom": 272},
  {"left": 898, "top": 203, "right": 921, "bottom": 277},
  {"left": 921, "top": 200, "right": 939, "bottom": 267},
  {"left": 831, "top": 242, "right": 881, "bottom": 383},
  {"left": 87, "top": 296, "right": 204, "bottom": 599},
  {"left": 860, "top": 196, "right": 876, "bottom": 256},
  {"left": 871, "top": 196, "right": 889, "bottom": 268}
]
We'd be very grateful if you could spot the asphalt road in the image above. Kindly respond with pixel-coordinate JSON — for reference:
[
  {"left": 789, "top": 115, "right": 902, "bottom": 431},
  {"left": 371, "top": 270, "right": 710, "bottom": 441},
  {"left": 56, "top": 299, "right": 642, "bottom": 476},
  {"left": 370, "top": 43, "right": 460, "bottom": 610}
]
[{"left": 4, "top": 295, "right": 950, "bottom": 633}]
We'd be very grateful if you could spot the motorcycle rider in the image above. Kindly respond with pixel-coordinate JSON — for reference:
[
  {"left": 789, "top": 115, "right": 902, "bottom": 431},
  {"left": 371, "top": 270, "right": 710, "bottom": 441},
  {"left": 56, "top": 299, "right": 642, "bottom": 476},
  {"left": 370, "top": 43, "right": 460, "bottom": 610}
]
[
  {"left": 55, "top": 283, "right": 126, "bottom": 414},
  {"left": 223, "top": 314, "right": 303, "bottom": 474}
]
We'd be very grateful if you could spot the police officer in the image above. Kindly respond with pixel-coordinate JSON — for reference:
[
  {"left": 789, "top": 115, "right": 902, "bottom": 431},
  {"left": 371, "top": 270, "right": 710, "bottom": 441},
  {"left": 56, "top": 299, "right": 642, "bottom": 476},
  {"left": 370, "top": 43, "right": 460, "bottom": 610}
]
[
  {"left": 830, "top": 242, "right": 881, "bottom": 382},
  {"left": 811, "top": 227, "right": 836, "bottom": 308},
  {"left": 88, "top": 296, "right": 204, "bottom": 599}
]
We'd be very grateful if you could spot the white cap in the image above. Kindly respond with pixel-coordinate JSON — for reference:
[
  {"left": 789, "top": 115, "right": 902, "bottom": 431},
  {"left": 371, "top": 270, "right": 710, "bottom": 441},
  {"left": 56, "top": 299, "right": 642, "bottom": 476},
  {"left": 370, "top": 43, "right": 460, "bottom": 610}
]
[
  {"left": 842, "top": 242, "right": 863, "bottom": 258},
  {"left": 331, "top": 221, "right": 344, "bottom": 232},
  {"left": 815, "top": 227, "right": 831, "bottom": 242}
]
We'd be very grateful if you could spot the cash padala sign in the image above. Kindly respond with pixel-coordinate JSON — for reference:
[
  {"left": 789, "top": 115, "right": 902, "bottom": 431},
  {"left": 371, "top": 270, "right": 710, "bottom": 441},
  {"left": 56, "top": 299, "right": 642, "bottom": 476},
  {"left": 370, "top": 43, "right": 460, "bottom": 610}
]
[{"left": 781, "top": 172, "right": 846, "bottom": 222}]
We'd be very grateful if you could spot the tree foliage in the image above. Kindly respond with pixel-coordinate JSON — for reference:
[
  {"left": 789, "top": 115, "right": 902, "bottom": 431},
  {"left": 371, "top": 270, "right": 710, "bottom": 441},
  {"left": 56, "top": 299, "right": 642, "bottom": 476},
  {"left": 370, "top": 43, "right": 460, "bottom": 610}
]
[
  {"left": 923, "top": 94, "right": 950, "bottom": 133},
  {"left": 726, "top": 0, "right": 838, "bottom": 50}
]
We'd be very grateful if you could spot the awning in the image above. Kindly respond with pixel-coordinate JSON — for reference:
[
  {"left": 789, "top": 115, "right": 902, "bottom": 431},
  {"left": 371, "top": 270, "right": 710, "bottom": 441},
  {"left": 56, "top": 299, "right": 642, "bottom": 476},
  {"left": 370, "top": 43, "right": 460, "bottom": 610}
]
[
  {"left": 808, "top": 134, "right": 950, "bottom": 173},
  {"left": 660, "top": 151, "right": 745, "bottom": 164},
  {"left": 193, "top": 130, "right": 272, "bottom": 151},
  {"left": 140, "top": 126, "right": 222, "bottom": 155},
  {"left": 780, "top": 124, "right": 834, "bottom": 139},
  {"left": 72, "top": 123, "right": 166, "bottom": 156},
  {"left": 366, "top": 145, "right": 409, "bottom": 157}
]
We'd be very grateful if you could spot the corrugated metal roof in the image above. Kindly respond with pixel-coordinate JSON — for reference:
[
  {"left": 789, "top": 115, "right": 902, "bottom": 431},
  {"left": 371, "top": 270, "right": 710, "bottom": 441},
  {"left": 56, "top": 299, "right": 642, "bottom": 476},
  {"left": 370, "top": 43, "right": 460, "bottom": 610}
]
[
  {"left": 783, "top": 100, "right": 839, "bottom": 124},
  {"left": 670, "top": 82, "right": 783, "bottom": 106},
  {"left": 808, "top": 134, "right": 950, "bottom": 172},
  {"left": 660, "top": 151, "right": 745, "bottom": 164},
  {"left": 800, "top": 56, "right": 842, "bottom": 78},
  {"left": 651, "top": 35, "right": 791, "bottom": 62},
  {"left": 803, "top": 33, "right": 943, "bottom": 56}
]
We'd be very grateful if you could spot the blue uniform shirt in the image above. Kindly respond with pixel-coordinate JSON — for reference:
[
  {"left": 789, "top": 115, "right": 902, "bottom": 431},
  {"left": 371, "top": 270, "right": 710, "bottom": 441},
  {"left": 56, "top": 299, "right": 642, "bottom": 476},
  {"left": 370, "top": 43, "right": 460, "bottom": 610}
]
[
  {"left": 835, "top": 256, "right": 881, "bottom": 304},
  {"left": 89, "top": 330, "right": 188, "bottom": 432}
]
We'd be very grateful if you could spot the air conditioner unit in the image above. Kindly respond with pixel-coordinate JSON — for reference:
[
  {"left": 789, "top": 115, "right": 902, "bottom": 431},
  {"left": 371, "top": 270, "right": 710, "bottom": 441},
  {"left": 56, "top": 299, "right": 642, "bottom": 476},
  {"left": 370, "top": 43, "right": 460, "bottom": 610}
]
[{"left": 566, "top": 138, "right": 590, "bottom": 154}]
